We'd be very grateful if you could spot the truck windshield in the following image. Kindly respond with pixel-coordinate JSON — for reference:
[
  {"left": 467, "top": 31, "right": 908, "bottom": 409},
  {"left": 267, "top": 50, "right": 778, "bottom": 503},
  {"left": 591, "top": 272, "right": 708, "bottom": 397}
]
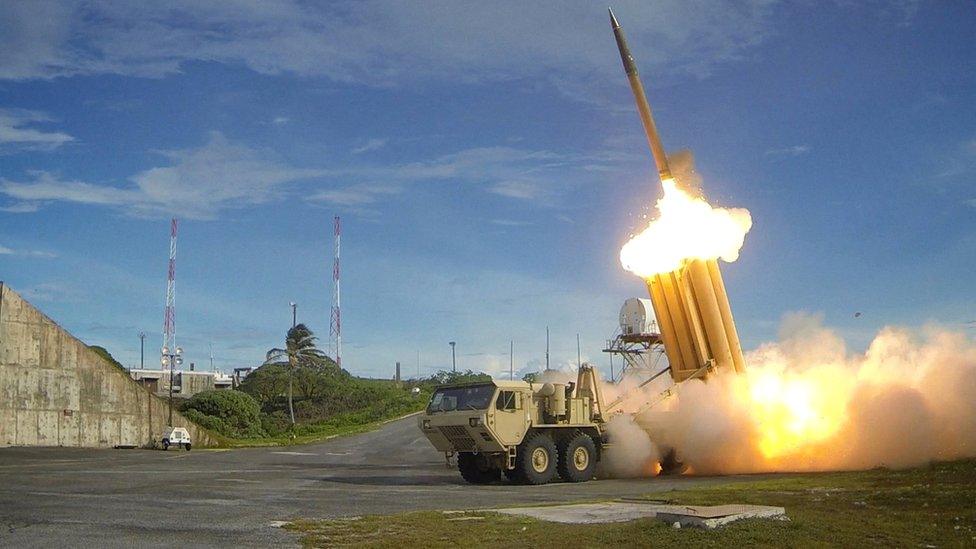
[{"left": 427, "top": 385, "right": 495, "bottom": 413}]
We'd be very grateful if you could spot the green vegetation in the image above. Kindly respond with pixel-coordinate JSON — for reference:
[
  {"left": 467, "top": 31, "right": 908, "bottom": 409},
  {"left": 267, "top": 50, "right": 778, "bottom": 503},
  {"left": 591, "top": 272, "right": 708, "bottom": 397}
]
[
  {"left": 180, "top": 324, "right": 491, "bottom": 446},
  {"left": 287, "top": 458, "right": 976, "bottom": 547},
  {"left": 264, "top": 323, "right": 331, "bottom": 424},
  {"left": 181, "top": 390, "right": 265, "bottom": 438},
  {"left": 88, "top": 345, "right": 125, "bottom": 370}
]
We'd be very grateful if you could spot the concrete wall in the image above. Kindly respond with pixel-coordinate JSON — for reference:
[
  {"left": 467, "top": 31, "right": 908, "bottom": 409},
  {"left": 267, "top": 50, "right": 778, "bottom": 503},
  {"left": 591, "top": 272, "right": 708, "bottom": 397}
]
[{"left": 0, "top": 283, "right": 216, "bottom": 448}]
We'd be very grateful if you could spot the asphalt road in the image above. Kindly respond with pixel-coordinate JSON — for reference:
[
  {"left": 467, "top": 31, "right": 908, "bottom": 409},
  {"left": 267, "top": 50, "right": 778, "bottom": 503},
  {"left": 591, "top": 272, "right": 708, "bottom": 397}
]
[{"left": 0, "top": 415, "right": 747, "bottom": 547}]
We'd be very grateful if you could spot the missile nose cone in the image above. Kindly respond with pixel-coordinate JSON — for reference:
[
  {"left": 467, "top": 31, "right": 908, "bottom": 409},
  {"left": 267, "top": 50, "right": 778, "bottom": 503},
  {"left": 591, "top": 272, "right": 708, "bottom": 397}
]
[{"left": 609, "top": 7, "right": 620, "bottom": 29}]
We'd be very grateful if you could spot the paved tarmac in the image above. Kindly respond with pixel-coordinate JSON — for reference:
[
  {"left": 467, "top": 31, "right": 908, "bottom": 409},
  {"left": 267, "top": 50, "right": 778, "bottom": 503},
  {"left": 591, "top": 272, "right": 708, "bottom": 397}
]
[{"left": 0, "top": 415, "right": 751, "bottom": 547}]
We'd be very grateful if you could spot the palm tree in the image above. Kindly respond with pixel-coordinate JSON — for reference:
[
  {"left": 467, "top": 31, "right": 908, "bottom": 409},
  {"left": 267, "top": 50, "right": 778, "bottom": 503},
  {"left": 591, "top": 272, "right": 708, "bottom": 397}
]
[{"left": 264, "top": 323, "right": 328, "bottom": 425}]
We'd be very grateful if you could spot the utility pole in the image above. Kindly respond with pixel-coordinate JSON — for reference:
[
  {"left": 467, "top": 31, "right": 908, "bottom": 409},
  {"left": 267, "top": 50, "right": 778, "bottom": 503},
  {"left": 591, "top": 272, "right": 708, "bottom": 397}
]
[
  {"left": 417, "top": 350, "right": 421, "bottom": 378},
  {"left": 545, "top": 326, "right": 550, "bottom": 371},
  {"left": 510, "top": 340, "right": 514, "bottom": 380},
  {"left": 138, "top": 332, "right": 146, "bottom": 369},
  {"left": 449, "top": 341, "right": 456, "bottom": 372},
  {"left": 209, "top": 342, "right": 214, "bottom": 372},
  {"left": 577, "top": 333, "right": 582, "bottom": 370},
  {"left": 290, "top": 302, "right": 297, "bottom": 328}
]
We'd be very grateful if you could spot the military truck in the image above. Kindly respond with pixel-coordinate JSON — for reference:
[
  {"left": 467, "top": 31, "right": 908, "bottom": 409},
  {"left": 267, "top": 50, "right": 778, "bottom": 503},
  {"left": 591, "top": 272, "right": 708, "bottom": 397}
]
[{"left": 419, "top": 365, "right": 610, "bottom": 484}]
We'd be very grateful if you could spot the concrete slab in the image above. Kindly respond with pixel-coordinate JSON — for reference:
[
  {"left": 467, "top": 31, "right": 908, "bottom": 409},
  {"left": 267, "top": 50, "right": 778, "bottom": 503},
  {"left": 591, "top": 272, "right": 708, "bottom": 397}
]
[
  {"left": 657, "top": 504, "right": 787, "bottom": 529},
  {"left": 495, "top": 501, "right": 787, "bottom": 528}
]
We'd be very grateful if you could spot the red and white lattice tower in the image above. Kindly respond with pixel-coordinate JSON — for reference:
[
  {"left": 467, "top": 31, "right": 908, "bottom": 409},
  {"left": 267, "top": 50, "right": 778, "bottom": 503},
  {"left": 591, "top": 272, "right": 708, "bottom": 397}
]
[
  {"left": 162, "top": 218, "right": 178, "bottom": 367},
  {"left": 330, "top": 216, "right": 342, "bottom": 368}
]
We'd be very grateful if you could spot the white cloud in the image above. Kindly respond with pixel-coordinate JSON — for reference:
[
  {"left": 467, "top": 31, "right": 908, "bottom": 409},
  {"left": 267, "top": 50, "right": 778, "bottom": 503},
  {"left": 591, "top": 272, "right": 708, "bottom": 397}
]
[
  {"left": 0, "top": 109, "right": 73, "bottom": 151},
  {"left": 932, "top": 138, "right": 976, "bottom": 180},
  {"left": 352, "top": 138, "right": 387, "bottom": 154},
  {"left": 272, "top": 116, "right": 290, "bottom": 125},
  {"left": 489, "top": 180, "right": 544, "bottom": 200},
  {"left": 490, "top": 219, "right": 533, "bottom": 227},
  {"left": 765, "top": 144, "right": 811, "bottom": 157},
  {"left": 311, "top": 183, "right": 399, "bottom": 206},
  {"left": 0, "top": 202, "right": 41, "bottom": 212},
  {"left": 318, "top": 146, "right": 573, "bottom": 205},
  {"left": 0, "top": 242, "right": 57, "bottom": 258},
  {"left": 0, "top": 132, "right": 326, "bottom": 219},
  {"left": 1, "top": 171, "right": 138, "bottom": 205},
  {"left": 1, "top": 136, "right": 591, "bottom": 218},
  {"left": 0, "top": 1, "right": 782, "bottom": 89}
]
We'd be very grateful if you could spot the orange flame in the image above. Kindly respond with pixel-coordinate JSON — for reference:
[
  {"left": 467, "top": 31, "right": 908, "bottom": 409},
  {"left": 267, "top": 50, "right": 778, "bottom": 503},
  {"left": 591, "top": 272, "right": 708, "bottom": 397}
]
[{"left": 620, "top": 178, "right": 752, "bottom": 277}]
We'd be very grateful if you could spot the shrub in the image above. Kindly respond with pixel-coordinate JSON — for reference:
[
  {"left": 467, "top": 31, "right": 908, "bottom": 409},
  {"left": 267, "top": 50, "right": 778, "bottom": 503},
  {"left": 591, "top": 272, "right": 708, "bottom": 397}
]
[
  {"left": 183, "top": 409, "right": 229, "bottom": 435},
  {"left": 182, "top": 390, "right": 266, "bottom": 438},
  {"left": 261, "top": 410, "right": 292, "bottom": 437}
]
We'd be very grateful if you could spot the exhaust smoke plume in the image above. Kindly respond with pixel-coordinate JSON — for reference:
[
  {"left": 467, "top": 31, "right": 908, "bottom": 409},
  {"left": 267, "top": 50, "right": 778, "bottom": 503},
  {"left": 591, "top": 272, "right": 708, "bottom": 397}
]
[
  {"left": 631, "top": 314, "right": 976, "bottom": 474},
  {"left": 614, "top": 168, "right": 975, "bottom": 475}
]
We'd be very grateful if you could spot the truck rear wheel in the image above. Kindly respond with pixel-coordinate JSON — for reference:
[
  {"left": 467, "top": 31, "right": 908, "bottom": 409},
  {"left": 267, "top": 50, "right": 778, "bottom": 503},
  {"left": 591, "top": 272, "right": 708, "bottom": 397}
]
[
  {"left": 557, "top": 432, "right": 597, "bottom": 482},
  {"left": 514, "top": 431, "right": 557, "bottom": 485},
  {"left": 457, "top": 452, "right": 500, "bottom": 484}
]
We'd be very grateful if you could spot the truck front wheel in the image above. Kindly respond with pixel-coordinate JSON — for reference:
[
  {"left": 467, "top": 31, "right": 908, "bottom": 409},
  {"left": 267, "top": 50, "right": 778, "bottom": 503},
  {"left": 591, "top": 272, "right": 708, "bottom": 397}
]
[
  {"left": 514, "top": 431, "right": 557, "bottom": 485},
  {"left": 557, "top": 432, "right": 597, "bottom": 482},
  {"left": 457, "top": 452, "right": 500, "bottom": 484}
]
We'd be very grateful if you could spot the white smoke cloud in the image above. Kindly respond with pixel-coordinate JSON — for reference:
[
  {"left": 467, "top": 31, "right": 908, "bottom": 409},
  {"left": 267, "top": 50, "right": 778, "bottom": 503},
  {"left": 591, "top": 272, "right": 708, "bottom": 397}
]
[{"left": 619, "top": 314, "right": 976, "bottom": 475}]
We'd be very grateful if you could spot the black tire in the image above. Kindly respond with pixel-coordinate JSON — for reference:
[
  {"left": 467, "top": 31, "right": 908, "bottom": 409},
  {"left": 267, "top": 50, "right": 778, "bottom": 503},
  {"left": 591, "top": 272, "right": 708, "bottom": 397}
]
[
  {"left": 184, "top": 443, "right": 191, "bottom": 451},
  {"left": 457, "top": 452, "right": 500, "bottom": 484},
  {"left": 513, "top": 431, "right": 557, "bottom": 485},
  {"left": 502, "top": 467, "right": 519, "bottom": 482},
  {"left": 557, "top": 431, "right": 597, "bottom": 482}
]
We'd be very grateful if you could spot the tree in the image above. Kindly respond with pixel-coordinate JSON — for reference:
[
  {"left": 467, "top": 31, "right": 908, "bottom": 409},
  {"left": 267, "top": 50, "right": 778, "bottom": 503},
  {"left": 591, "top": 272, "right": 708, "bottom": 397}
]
[
  {"left": 238, "top": 363, "right": 289, "bottom": 409},
  {"left": 428, "top": 369, "right": 492, "bottom": 385},
  {"left": 264, "top": 324, "right": 328, "bottom": 425}
]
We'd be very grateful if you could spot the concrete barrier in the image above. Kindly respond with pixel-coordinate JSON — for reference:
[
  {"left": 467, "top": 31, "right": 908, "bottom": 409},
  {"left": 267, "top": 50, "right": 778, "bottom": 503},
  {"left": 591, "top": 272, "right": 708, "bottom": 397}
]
[{"left": 0, "top": 283, "right": 216, "bottom": 448}]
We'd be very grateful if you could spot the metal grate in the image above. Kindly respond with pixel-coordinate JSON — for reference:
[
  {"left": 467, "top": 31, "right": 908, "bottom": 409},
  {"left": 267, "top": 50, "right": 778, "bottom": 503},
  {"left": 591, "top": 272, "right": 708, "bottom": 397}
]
[{"left": 438, "top": 426, "right": 476, "bottom": 451}]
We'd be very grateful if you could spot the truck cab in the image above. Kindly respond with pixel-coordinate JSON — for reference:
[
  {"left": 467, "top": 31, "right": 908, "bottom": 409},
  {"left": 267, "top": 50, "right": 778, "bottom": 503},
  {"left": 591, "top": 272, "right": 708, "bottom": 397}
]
[{"left": 419, "top": 366, "right": 607, "bottom": 485}]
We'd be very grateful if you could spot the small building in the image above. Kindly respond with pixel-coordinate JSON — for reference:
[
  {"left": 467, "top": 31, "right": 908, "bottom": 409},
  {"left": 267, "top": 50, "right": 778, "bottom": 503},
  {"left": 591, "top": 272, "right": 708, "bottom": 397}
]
[{"left": 128, "top": 366, "right": 231, "bottom": 398}]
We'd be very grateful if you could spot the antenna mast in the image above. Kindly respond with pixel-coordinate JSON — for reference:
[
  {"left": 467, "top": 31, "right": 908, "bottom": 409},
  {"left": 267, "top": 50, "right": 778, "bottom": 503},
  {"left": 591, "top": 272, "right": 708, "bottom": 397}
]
[
  {"left": 162, "top": 218, "right": 178, "bottom": 368},
  {"left": 330, "top": 216, "right": 342, "bottom": 368}
]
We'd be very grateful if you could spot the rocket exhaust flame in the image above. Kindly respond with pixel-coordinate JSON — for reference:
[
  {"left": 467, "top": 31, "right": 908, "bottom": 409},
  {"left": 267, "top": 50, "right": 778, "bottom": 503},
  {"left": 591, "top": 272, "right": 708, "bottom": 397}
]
[{"left": 619, "top": 178, "right": 752, "bottom": 277}]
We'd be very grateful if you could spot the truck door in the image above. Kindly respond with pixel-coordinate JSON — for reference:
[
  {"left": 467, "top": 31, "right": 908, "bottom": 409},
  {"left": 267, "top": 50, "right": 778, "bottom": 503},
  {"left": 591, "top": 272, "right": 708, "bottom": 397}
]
[{"left": 492, "top": 390, "right": 525, "bottom": 446}]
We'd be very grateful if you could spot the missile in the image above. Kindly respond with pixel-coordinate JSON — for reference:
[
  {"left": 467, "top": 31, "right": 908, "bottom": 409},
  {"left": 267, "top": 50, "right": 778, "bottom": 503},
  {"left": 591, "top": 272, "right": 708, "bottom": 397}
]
[{"left": 609, "top": 8, "right": 673, "bottom": 182}]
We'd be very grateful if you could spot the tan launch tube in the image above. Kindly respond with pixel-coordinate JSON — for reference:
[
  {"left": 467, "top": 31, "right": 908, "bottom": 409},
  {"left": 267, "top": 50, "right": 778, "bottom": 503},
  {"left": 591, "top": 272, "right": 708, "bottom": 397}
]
[
  {"left": 647, "top": 259, "right": 747, "bottom": 379},
  {"left": 645, "top": 276, "right": 685, "bottom": 371},
  {"left": 707, "top": 259, "right": 746, "bottom": 373},
  {"left": 658, "top": 272, "right": 702, "bottom": 371},
  {"left": 686, "top": 259, "right": 734, "bottom": 371}
]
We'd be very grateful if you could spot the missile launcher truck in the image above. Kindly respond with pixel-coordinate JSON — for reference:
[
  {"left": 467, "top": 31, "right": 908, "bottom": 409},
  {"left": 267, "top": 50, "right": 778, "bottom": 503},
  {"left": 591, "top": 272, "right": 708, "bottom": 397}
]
[
  {"left": 419, "top": 10, "right": 748, "bottom": 485},
  {"left": 419, "top": 365, "right": 612, "bottom": 484}
]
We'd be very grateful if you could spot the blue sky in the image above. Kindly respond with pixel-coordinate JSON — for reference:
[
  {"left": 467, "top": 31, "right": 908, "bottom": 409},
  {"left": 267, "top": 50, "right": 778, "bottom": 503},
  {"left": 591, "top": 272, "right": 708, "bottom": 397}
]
[{"left": 1, "top": 1, "right": 973, "bottom": 379}]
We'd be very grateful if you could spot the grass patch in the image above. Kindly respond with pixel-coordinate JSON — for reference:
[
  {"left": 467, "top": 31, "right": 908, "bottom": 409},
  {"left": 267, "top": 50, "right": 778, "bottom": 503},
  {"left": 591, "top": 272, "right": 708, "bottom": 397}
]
[
  {"left": 287, "top": 458, "right": 976, "bottom": 547},
  {"left": 217, "top": 409, "right": 421, "bottom": 448}
]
